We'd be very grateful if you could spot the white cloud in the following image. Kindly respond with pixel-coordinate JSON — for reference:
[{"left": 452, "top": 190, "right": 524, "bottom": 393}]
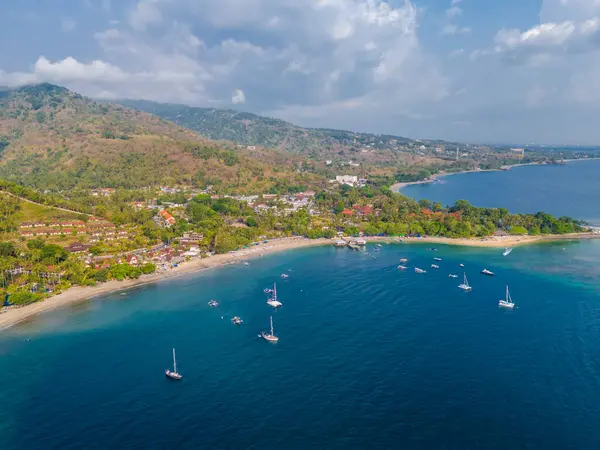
[
  {"left": 128, "top": 0, "right": 163, "bottom": 31},
  {"left": 441, "top": 24, "right": 471, "bottom": 35},
  {"left": 449, "top": 48, "right": 465, "bottom": 58},
  {"left": 451, "top": 0, "right": 463, "bottom": 4},
  {"left": 232, "top": 88, "right": 246, "bottom": 104},
  {"left": 446, "top": 6, "right": 462, "bottom": 18},
  {"left": 61, "top": 18, "right": 76, "bottom": 32}
]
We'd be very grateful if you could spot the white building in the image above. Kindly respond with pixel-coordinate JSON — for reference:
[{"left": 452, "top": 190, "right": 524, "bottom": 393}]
[{"left": 335, "top": 175, "right": 359, "bottom": 186}]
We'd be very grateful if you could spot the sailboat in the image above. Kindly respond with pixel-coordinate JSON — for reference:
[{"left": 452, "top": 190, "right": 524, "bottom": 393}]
[
  {"left": 503, "top": 247, "right": 513, "bottom": 257},
  {"left": 262, "top": 316, "right": 279, "bottom": 342},
  {"left": 458, "top": 273, "right": 472, "bottom": 291},
  {"left": 165, "top": 348, "right": 182, "bottom": 380},
  {"left": 267, "top": 283, "right": 282, "bottom": 308},
  {"left": 498, "top": 285, "right": 515, "bottom": 309}
]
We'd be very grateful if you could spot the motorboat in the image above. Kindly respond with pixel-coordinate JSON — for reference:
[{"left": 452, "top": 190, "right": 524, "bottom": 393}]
[
  {"left": 334, "top": 240, "right": 347, "bottom": 247},
  {"left": 434, "top": 257, "right": 442, "bottom": 261},
  {"left": 208, "top": 299, "right": 219, "bottom": 308},
  {"left": 281, "top": 273, "right": 289, "bottom": 279},
  {"left": 431, "top": 264, "right": 440, "bottom": 269},
  {"left": 398, "top": 265, "right": 407, "bottom": 270},
  {"left": 165, "top": 348, "right": 182, "bottom": 380},
  {"left": 503, "top": 248, "right": 513, "bottom": 257},
  {"left": 263, "top": 288, "right": 273, "bottom": 294},
  {"left": 415, "top": 268, "right": 426, "bottom": 274},
  {"left": 448, "top": 274, "right": 458, "bottom": 278},
  {"left": 400, "top": 258, "right": 408, "bottom": 263},
  {"left": 231, "top": 316, "right": 243, "bottom": 325},
  {"left": 481, "top": 269, "right": 495, "bottom": 276},
  {"left": 459, "top": 263, "right": 465, "bottom": 267}
]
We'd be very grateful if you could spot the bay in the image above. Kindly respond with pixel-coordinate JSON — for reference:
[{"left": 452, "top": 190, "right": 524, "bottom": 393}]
[
  {"left": 400, "top": 159, "right": 600, "bottom": 224},
  {"left": 1, "top": 242, "right": 600, "bottom": 449}
]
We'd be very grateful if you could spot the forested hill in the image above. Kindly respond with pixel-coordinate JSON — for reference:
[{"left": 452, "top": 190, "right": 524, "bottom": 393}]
[
  {"left": 0, "top": 84, "right": 323, "bottom": 192},
  {"left": 118, "top": 99, "right": 419, "bottom": 154}
]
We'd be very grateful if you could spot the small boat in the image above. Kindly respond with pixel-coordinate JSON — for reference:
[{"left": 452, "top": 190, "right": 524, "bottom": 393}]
[
  {"left": 430, "top": 248, "right": 438, "bottom": 251},
  {"left": 448, "top": 274, "right": 458, "bottom": 278},
  {"left": 431, "top": 264, "right": 440, "bottom": 269},
  {"left": 459, "top": 263, "right": 465, "bottom": 267},
  {"left": 434, "top": 257, "right": 442, "bottom": 261},
  {"left": 165, "top": 348, "right": 182, "bottom": 380},
  {"left": 503, "top": 248, "right": 513, "bottom": 257},
  {"left": 415, "top": 267, "right": 426, "bottom": 274},
  {"left": 375, "top": 244, "right": 382, "bottom": 248},
  {"left": 356, "top": 239, "right": 366, "bottom": 246},
  {"left": 231, "top": 316, "right": 243, "bottom": 325},
  {"left": 281, "top": 273, "right": 289, "bottom": 279},
  {"left": 262, "top": 316, "right": 279, "bottom": 342},
  {"left": 481, "top": 269, "right": 495, "bottom": 276},
  {"left": 458, "top": 273, "right": 472, "bottom": 291},
  {"left": 398, "top": 265, "right": 407, "bottom": 270},
  {"left": 208, "top": 299, "right": 219, "bottom": 308},
  {"left": 400, "top": 258, "right": 408, "bottom": 263},
  {"left": 266, "top": 283, "right": 282, "bottom": 308},
  {"left": 263, "top": 288, "right": 273, "bottom": 294},
  {"left": 348, "top": 242, "right": 360, "bottom": 250},
  {"left": 498, "top": 285, "right": 515, "bottom": 309},
  {"left": 243, "top": 262, "right": 250, "bottom": 266},
  {"left": 334, "top": 240, "right": 347, "bottom": 247}
]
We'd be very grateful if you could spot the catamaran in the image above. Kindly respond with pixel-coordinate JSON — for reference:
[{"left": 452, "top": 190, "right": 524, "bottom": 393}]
[
  {"left": 503, "top": 247, "right": 513, "bottom": 257},
  {"left": 262, "top": 316, "right": 279, "bottom": 342},
  {"left": 498, "top": 285, "right": 515, "bottom": 309},
  {"left": 267, "top": 283, "right": 282, "bottom": 308},
  {"left": 165, "top": 348, "right": 182, "bottom": 380},
  {"left": 415, "top": 267, "right": 426, "bottom": 274},
  {"left": 208, "top": 299, "right": 219, "bottom": 308},
  {"left": 458, "top": 273, "right": 472, "bottom": 291}
]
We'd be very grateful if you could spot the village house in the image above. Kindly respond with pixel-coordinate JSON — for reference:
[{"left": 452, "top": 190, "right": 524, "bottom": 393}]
[
  {"left": 341, "top": 208, "right": 354, "bottom": 216},
  {"left": 159, "top": 210, "right": 176, "bottom": 227},
  {"left": 126, "top": 255, "right": 139, "bottom": 266},
  {"left": 353, "top": 205, "right": 374, "bottom": 216},
  {"left": 180, "top": 232, "right": 204, "bottom": 244},
  {"left": 19, "top": 230, "right": 35, "bottom": 237},
  {"left": 65, "top": 243, "right": 92, "bottom": 254},
  {"left": 19, "top": 222, "right": 34, "bottom": 228},
  {"left": 335, "top": 175, "right": 358, "bottom": 186},
  {"left": 262, "top": 194, "right": 278, "bottom": 200}
]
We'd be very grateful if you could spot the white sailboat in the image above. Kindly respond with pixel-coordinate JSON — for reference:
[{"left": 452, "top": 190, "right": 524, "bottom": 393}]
[
  {"left": 165, "top": 348, "right": 182, "bottom": 380},
  {"left": 262, "top": 316, "right": 279, "bottom": 342},
  {"left": 498, "top": 285, "right": 515, "bottom": 309},
  {"left": 458, "top": 273, "right": 472, "bottom": 291},
  {"left": 267, "top": 283, "right": 282, "bottom": 308}
]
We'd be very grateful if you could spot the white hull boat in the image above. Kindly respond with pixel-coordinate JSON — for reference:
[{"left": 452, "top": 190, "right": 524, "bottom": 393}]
[
  {"left": 165, "top": 348, "right": 182, "bottom": 380},
  {"left": 458, "top": 273, "right": 472, "bottom": 291},
  {"left": 498, "top": 285, "right": 515, "bottom": 309}
]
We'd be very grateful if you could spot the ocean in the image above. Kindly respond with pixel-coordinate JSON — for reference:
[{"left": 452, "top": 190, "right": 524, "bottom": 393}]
[
  {"left": 2, "top": 242, "right": 600, "bottom": 449},
  {"left": 400, "top": 159, "right": 600, "bottom": 225}
]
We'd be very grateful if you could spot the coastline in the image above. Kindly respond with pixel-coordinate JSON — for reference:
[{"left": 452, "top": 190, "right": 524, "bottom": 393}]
[
  {"left": 391, "top": 158, "right": 600, "bottom": 193},
  {"left": 2, "top": 233, "right": 599, "bottom": 330}
]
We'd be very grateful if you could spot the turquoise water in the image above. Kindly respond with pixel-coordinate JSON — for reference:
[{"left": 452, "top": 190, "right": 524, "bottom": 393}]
[
  {"left": 401, "top": 159, "right": 600, "bottom": 224},
  {"left": 2, "top": 242, "right": 600, "bottom": 449}
]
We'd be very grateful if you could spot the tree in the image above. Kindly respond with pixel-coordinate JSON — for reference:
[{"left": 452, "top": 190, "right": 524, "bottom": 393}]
[
  {"left": 418, "top": 169, "right": 432, "bottom": 180},
  {"left": 509, "top": 225, "right": 528, "bottom": 235},
  {"left": 334, "top": 201, "right": 345, "bottom": 214}
]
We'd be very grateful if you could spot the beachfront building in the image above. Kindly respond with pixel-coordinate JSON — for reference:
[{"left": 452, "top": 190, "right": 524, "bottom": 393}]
[{"left": 335, "top": 175, "right": 358, "bottom": 186}]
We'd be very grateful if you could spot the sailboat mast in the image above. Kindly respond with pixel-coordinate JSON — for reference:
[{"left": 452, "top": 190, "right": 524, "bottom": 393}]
[
  {"left": 273, "top": 282, "right": 277, "bottom": 300},
  {"left": 270, "top": 316, "right": 274, "bottom": 335},
  {"left": 173, "top": 348, "right": 177, "bottom": 373}
]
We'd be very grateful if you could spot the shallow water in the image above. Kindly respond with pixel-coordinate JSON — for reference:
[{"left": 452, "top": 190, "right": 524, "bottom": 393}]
[{"left": 1, "top": 242, "right": 600, "bottom": 449}]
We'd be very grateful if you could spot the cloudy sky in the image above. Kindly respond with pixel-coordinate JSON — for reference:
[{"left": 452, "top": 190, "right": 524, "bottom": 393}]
[{"left": 1, "top": 0, "right": 600, "bottom": 144}]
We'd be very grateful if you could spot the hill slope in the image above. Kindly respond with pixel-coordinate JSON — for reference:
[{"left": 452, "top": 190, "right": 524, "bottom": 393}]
[
  {"left": 0, "top": 84, "right": 322, "bottom": 192},
  {"left": 118, "top": 99, "right": 418, "bottom": 155}
]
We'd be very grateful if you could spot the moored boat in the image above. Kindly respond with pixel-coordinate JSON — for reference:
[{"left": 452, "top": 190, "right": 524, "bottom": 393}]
[
  {"left": 266, "top": 282, "right": 282, "bottom": 308},
  {"left": 498, "top": 285, "right": 515, "bottom": 309},
  {"left": 208, "top": 299, "right": 219, "bottom": 308},
  {"left": 503, "top": 247, "right": 513, "bottom": 257},
  {"left": 262, "top": 316, "right": 279, "bottom": 342},
  {"left": 281, "top": 273, "right": 289, "bottom": 279},
  {"left": 434, "top": 257, "right": 442, "bottom": 261},
  {"left": 400, "top": 258, "right": 408, "bottom": 263},
  {"left": 481, "top": 269, "right": 495, "bottom": 276},
  {"left": 458, "top": 273, "right": 472, "bottom": 291},
  {"left": 431, "top": 264, "right": 440, "bottom": 269},
  {"left": 333, "top": 240, "right": 347, "bottom": 247},
  {"left": 415, "top": 267, "right": 426, "bottom": 274},
  {"left": 398, "top": 265, "right": 407, "bottom": 270},
  {"left": 231, "top": 316, "right": 243, "bottom": 325},
  {"left": 449, "top": 274, "right": 458, "bottom": 278},
  {"left": 165, "top": 348, "right": 182, "bottom": 380}
]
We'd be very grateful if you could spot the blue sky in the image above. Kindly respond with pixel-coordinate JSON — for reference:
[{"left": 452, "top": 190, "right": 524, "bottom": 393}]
[{"left": 3, "top": 0, "right": 600, "bottom": 145}]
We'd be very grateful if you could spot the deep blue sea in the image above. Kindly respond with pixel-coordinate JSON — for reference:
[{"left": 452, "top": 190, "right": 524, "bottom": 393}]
[
  {"left": 401, "top": 159, "right": 600, "bottom": 224},
  {"left": 2, "top": 242, "right": 600, "bottom": 449}
]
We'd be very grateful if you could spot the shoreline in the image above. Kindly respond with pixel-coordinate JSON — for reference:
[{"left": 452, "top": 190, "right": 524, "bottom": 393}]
[
  {"left": 2, "top": 233, "right": 599, "bottom": 330},
  {"left": 391, "top": 158, "right": 600, "bottom": 193}
]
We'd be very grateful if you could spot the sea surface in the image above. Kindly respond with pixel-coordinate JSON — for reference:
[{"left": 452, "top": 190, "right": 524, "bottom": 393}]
[
  {"left": 401, "top": 159, "right": 600, "bottom": 224},
  {"left": 2, "top": 242, "right": 600, "bottom": 449}
]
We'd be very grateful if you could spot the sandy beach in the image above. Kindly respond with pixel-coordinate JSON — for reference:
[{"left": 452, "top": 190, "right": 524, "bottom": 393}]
[{"left": 2, "top": 233, "right": 598, "bottom": 330}]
